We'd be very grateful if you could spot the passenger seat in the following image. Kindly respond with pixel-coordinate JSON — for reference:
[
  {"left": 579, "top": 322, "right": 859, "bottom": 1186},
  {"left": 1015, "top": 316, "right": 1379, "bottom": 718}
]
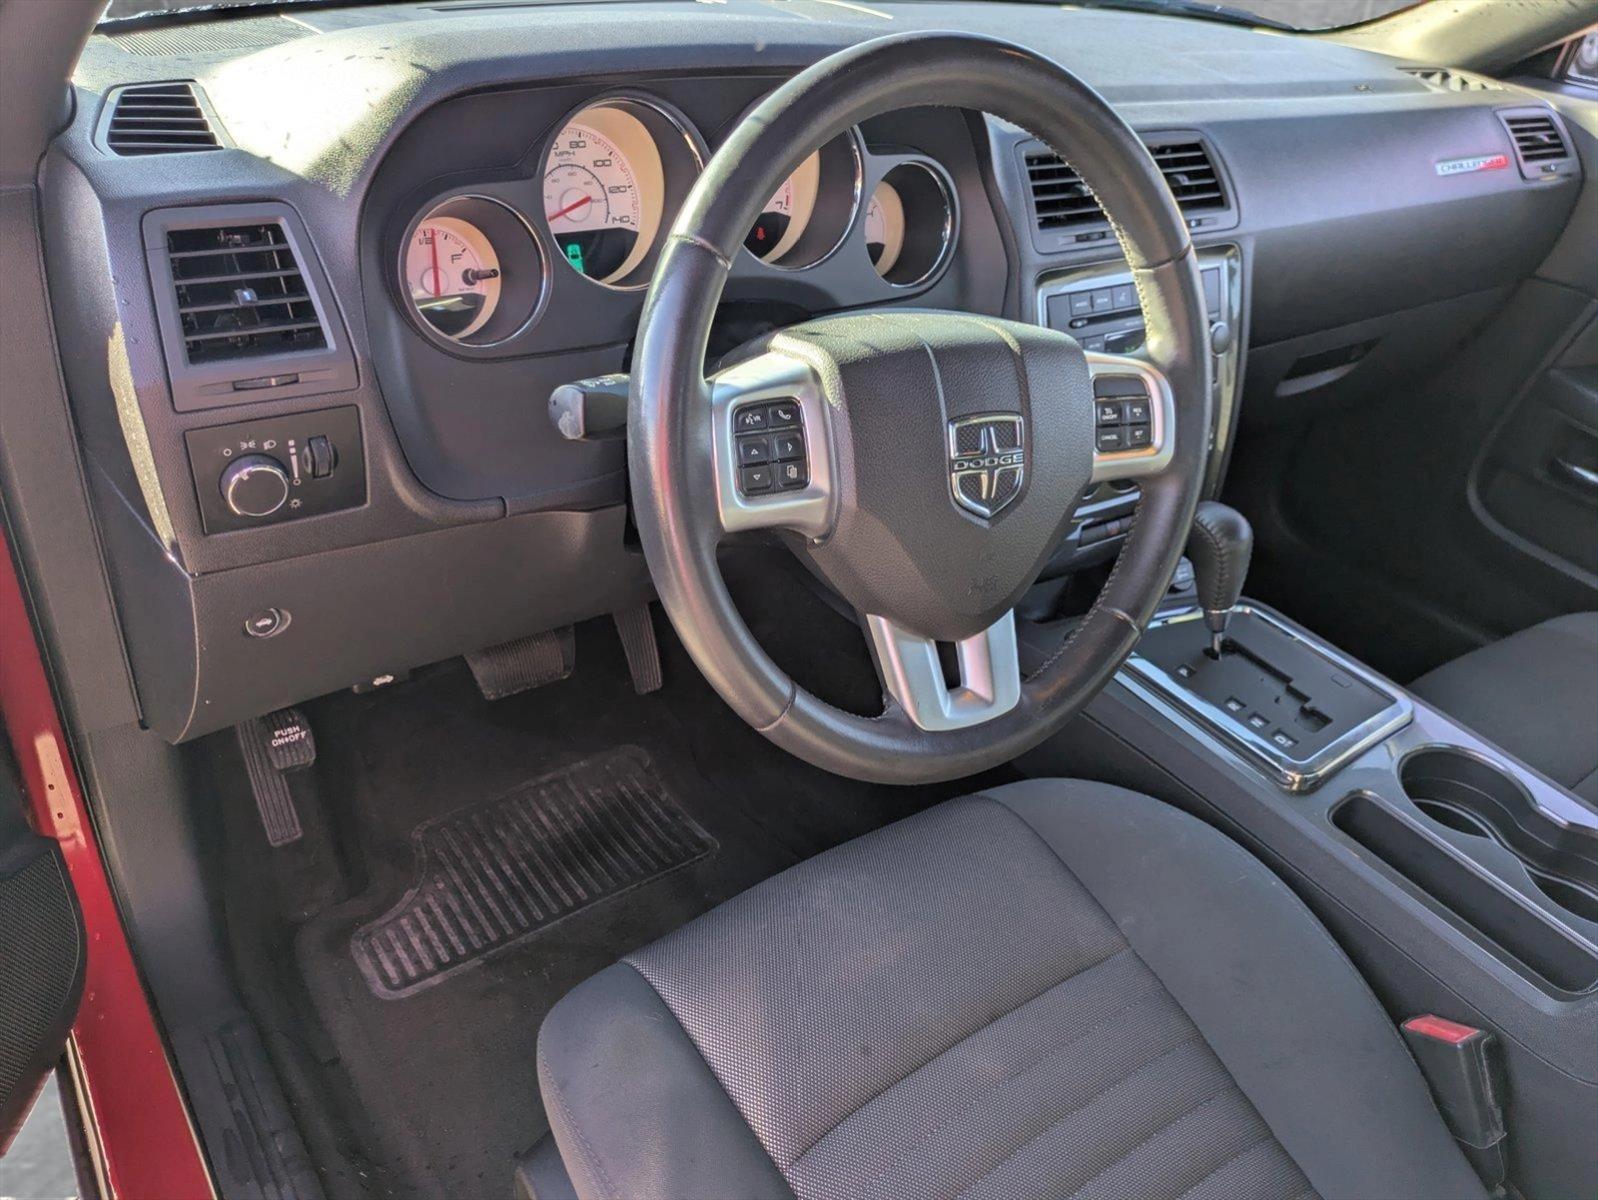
[{"left": 1410, "top": 613, "right": 1598, "bottom": 802}]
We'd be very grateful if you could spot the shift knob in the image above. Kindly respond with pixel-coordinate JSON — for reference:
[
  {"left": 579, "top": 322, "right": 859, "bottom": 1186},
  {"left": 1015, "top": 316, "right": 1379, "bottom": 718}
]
[{"left": 1184, "top": 501, "right": 1252, "bottom": 654}]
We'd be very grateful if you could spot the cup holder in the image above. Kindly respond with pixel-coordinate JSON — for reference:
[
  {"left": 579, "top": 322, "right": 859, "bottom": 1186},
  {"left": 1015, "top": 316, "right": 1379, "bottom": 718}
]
[{"left": 1402, "top": 748, "right": 1598, "bottom": 924}]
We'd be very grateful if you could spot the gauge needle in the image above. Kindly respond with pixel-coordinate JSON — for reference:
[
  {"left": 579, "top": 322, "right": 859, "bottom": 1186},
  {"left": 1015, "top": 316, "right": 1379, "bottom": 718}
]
[
  {"left": 546, "top": 196, "right": 593, "bottom": 222},
  {"left": 428, "top": 227, "right": 440, "bottom": 298}
]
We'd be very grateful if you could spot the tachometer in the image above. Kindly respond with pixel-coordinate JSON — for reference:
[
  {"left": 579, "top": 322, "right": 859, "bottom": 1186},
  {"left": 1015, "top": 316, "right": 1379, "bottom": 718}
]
[
  {"left": 405, "top": 217, "right": 502, "bottom": 340},
  {"left": 544, "top": 104, "right": 666, "bottom": 285},
  {"left": 746, "top": 151, "right": 820, "bottom": 263}
]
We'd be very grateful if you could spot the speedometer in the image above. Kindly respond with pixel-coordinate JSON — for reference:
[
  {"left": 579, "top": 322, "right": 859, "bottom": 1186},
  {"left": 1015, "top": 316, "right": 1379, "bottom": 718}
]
[{"left": 544, "top": 104, "right": 667, "bottom": 285}]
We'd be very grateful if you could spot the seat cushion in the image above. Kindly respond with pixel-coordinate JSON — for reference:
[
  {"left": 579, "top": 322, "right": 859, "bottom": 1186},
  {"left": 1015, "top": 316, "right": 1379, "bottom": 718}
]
[
  {"left": 1411, "top": 612, "right": 1598, "bottom": 802},
  {"left": 537, "top": 781, "right": 1483, "bottom": 1200}
]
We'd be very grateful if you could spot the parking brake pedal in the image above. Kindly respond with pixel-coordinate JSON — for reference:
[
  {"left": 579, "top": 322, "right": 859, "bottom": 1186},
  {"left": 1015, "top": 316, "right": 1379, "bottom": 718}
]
[
  {"left": 612, "top": 604, "right": 663, "bottom": 694},
  {"left": 237, "top": 708, "right": 316, "bottom": 847},
  {"left": 467, "top": 627, "right": 576, "bottom": 700}
]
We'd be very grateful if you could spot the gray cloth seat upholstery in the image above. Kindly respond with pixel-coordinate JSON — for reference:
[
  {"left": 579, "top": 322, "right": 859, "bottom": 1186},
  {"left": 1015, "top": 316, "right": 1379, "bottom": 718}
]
[
  {"left": 1411, "top": 612, "right": 1598, "bottom": 803},
  {"left": 537, "top": 780, "right": 1484, "bottom": 1200}
]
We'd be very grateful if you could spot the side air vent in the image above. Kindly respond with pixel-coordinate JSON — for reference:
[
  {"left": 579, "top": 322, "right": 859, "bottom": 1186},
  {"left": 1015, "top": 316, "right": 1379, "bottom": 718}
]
[
  {"left": 1495, "top": 107, "right": 1578, "bottom": 182},
  {"left": 1401, "top": 67, "right": 1502, "bottom": 92},
  {"left": 143, "top": 205, "right": 357, "bottom": 411},
  {"left": 1024, "top": 136, "right": 1231, "bottom": 239},
  {"left": 166, "top": 223, "right": 328, "bottom": 364},
  {"left": 1504, "top": 114, "right": 1568, "bottom": 163},
  {"left": 104, "top": 82, "right": 222, "bottom": 156}
]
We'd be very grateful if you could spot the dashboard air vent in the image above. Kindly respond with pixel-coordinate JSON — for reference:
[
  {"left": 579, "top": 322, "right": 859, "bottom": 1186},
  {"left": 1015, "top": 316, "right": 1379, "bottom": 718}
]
[
  {"left": 105, "top": 83, "right": 221, "bottom": 156},
  {"left": 1401, "top": 67, "right": 1502, "bottom": 92},
  {"left": 165, "top": 223, "right": 328, "bottom": 365},
  {"left": 1503, "top": 113, "right": 1569, "bottom": 165},
  {"left": 1025, "top": 139, "right": 1228, "bottom": 232}
]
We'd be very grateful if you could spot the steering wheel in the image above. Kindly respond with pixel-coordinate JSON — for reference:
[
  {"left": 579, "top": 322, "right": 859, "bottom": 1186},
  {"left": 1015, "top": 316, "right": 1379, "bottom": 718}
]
[{"left": 629, "top": 32, "right": 1211, "bottom": 784}]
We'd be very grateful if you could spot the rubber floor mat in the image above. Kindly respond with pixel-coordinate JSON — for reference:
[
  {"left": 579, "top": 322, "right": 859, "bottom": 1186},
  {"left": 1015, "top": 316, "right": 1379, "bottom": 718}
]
[{"left": 352, "top": 746, "right": 715, "bottom": 998}]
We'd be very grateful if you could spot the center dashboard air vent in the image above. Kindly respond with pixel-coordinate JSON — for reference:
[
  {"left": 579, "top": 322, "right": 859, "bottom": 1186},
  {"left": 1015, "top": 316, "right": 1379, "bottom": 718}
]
[
  {"left": 1401, "top": 67, "right": 1503, "bottom": 93},
  {"left": 144, "top": 205, "right": 357, "bottom": 412},
  {"left": 102, "top": 82, "right": 225, "bottom": 156},
  {"left": 1495, "top": 106, "right": 1577, "bottom": 182},
  {"left": 1022, "top": 134, "right": 1234, "bottom": 250}
]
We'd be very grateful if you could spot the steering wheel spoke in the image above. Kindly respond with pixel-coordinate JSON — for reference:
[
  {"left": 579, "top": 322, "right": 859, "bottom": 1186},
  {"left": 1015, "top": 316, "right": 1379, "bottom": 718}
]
[
  {"left": 1087, "top": 351, "right": 1177, "bottom": 484},
  {"left": 708, "top": 352, "right": 835, "bottom": 539},
  {"left": 864, "top": 611, "right": 1022, "bottom": 732}
]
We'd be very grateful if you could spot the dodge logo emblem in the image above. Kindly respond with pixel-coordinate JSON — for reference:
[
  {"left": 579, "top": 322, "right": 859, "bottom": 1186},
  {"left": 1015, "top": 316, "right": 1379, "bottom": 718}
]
[{"left": 948, "top": 414, "right": 1025, "bottom": 518}]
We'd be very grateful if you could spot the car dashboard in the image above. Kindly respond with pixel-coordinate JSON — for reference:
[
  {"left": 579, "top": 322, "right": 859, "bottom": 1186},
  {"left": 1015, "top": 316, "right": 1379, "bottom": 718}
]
[{"left": 45, "top": 0, "right": 1584, "bottom": 741}]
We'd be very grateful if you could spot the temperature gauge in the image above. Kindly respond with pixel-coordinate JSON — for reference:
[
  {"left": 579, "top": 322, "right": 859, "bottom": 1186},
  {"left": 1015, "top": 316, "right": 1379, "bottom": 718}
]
[{"left": 864, "top": 179, "right": 905, "bottom": 275}]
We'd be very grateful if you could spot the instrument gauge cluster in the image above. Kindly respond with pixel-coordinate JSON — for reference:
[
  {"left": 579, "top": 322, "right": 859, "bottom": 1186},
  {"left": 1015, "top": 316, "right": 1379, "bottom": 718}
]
[
  {"left": 542, "top": 97, "right": 701, "bottom": 288},
  {"left": 391, "top": 88, "right": 961, "bottom": 355}
]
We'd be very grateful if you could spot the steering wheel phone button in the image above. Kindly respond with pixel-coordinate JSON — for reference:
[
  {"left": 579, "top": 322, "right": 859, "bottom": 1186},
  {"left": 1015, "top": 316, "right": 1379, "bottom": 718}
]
[
  {"left": 772, "top": 432, "right": 804, "bottom": 460},
  {"left": 737, "top": 436, "right": 771, "bottom": 464},
  {"left": 739, "top": 463, "right": 774, "bottom": 494},
  {"left": 775, "top": 460, "right": 808, "bottom": 491},
  {"left": 766, "top": 400, "right": 800, "bottom": 428}
]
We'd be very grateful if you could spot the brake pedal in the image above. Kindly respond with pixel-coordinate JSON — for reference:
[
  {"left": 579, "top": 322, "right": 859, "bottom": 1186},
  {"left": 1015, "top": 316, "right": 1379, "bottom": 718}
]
[
  {"left": 612, "top": 604, "right": 663, "bottom": 694},
  {"left": 236, "top": 707, "right": 316, "bottom": 847},
  {"left": 467, "top": 626, "right": 576, "bottom": 700}
]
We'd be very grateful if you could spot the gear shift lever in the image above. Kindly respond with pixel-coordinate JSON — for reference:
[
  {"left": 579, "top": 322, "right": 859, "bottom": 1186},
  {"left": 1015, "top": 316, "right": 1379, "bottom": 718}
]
[{"left": 1184, "top": 501, "right": 1253, "bottom": 657}]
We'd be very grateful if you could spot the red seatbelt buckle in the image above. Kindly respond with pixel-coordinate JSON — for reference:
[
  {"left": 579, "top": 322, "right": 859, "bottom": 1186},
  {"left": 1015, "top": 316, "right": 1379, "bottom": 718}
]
[
  {"left": 1401, "top": 1014, "right": 1507, "bottom": 1190},
  {"left": 1403, "top": 1014, "right": 1484, "bottom": 1046}
]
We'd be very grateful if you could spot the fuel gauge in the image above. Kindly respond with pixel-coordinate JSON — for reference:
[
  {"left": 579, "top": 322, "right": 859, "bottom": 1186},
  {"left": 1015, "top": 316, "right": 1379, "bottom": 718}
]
[
  {"left": 406, "top": 217, "right": 502, "bottom": 340},
  {"left": 399, "top": 195, "right": 546, "bottom": 349}
]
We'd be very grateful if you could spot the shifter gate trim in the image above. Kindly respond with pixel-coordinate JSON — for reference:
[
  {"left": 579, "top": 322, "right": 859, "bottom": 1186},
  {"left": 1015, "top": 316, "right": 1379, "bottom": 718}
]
[{"left": 1120, "top": 604, "right": 1412, "bottom": 792}]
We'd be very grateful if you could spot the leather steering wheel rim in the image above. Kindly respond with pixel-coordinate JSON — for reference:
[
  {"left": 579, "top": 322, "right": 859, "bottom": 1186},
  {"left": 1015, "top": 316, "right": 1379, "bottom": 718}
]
[{"left": 629, "top": 32, "right": 1212, "bottom": 784}]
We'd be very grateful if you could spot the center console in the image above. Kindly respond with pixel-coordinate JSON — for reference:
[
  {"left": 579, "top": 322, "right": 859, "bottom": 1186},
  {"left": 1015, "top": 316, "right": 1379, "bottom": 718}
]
[{"left": 1017, "top": 575, "right": 1598, "bottom": 1198}]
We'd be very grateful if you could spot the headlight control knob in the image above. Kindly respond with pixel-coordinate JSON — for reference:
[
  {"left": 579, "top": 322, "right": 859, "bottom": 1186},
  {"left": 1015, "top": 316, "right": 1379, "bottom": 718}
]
[{"left": 221, "top": 454, "right": 291, "bottom": 518}]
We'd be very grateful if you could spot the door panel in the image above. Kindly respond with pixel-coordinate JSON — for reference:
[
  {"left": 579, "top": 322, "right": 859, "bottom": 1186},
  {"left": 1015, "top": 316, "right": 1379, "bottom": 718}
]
[
  {"left": 1473, "top": 314, "right": 1598, "bottom": 583},
  {"left": 0, "top": 759, "right": 84, "bottom": 1150}
]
